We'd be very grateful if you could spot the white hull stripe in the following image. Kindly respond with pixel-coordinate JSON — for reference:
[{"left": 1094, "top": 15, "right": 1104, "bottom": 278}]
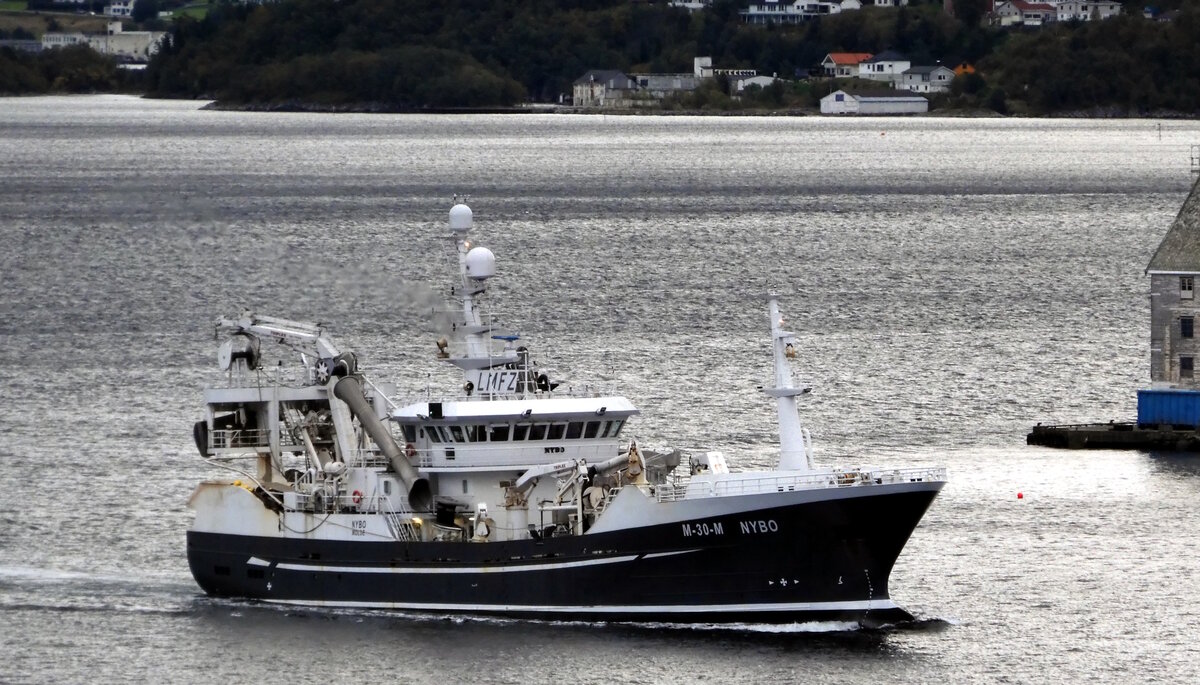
[
  {"left": 639, "top": 550, "right": 699, "bottom": 560},
  {"left": 268, "top": 549, "right": 700, "bottom": 575},
  {"left": 274, "top": 554, "right": 639, "bottom": 575},
  {"left": 247, "top": 557, "right": 270, "bottom": 567},
  {"left": 264, "top": 598, "right": 899, "bottom": 614}
]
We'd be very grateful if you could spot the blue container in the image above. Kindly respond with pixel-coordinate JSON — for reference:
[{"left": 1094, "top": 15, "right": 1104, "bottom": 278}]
[{"left": 1137, "top": 389, "right": 1200, "bottom": 427}]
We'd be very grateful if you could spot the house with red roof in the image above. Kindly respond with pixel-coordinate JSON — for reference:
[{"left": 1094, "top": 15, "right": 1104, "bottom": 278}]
[{"left": 821, "top": 52, "right": 873, "bottom": 77}]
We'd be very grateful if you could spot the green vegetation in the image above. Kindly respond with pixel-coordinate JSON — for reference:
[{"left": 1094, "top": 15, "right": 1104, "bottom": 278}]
[
  {"left": 982, "top": 12, "right": 1200, "bottom": 114},
  {"left": 174, "top": 2, "right": 210, "bottom": 21},
  {"left": 142, "top": 0, "right": 1200, "bottom": 114},
  {"left": 3, "top": 0, "right": 1199, "bottom": 115},
  {"left": 0, "top": 2, "right": 29, "bottom": 11},
  {"left": 0, "top": 43, "right": 142, "bottom": 93}
]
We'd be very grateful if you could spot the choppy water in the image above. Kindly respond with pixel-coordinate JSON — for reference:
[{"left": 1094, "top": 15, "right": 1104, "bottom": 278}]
[{"left": 2, "top": 95, "right": 1199, "bottom": 683}]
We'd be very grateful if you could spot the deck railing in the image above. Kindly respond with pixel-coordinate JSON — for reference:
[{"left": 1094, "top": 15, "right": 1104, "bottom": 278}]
[
  {"left": 210, "top": 428, "right": 271, "bottom": 450},
  {"left": 654, "top": 466, "right": 947, "bottom": 502}
]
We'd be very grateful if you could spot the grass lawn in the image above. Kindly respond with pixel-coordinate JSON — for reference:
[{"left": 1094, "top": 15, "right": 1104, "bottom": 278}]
[
  {"left": 0, "top": 2, "right": 29, "bottom": 11},
  {"left": 0, "top": 11, "right": 110, "bottom": 37},
  {"left": 175, "top": 2, "right": 209, "bottom": 20}
]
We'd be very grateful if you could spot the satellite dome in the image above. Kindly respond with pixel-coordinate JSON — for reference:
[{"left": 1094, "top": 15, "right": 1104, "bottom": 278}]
[
  {"left": 449, "top": 203, "right": 473, "bottom": 234},
  {"left": 464, "top": 247, "right": 496, "bottom": 280}
]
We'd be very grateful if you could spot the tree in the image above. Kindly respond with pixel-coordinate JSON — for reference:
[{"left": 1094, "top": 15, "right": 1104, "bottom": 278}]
[
  {"left": 950, "top": 0, "right": 991, "bottom": 28},
  {"left": 133, "top": 0, "right": 162, "bottom": 23}
]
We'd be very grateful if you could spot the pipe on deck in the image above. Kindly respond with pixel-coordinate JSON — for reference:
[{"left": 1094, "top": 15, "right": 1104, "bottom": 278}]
[{"left": 332, "top": 375, "right": 433, "bottom": 511}]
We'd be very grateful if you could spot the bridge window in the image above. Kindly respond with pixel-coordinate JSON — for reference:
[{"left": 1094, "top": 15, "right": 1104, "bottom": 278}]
[
  {"left": 529, "top": 423, "right": 547, "bottom": 440},
  {"left": 489, "top": 424, "right": 510, "bottom": 441},
  {"left": 449, "top": 425, "right": 464, "bottom": 442},
  {"left": 604, "top": 420, "right": 625, "bottom": 438},
  {"left": 585, "top": 421, "right": 601, "bottom": 439},
  {"left": 547, "top": 423, "right": 566, "bottom": 440},
  {"left": 513, "top": 424, "right": 529, "bottom": 440},
  {"left": 427, "top": 427, "right": 441, "bottom": 443},
  {"left": 566, "top": 422, "right": 583, "bottom": 439}
]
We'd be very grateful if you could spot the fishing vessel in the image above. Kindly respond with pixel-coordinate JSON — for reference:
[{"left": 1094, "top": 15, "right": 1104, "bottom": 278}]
[{"left": 186, "top": 201, "right": 946, "bottom": 625}]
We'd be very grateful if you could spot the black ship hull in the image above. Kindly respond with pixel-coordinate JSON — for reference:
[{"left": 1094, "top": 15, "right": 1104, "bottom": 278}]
[{"left": 188, "top": 485, "right": 940, "bottom": 625}]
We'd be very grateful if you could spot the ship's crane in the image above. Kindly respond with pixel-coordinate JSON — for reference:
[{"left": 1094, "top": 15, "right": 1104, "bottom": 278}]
[{"left": 214, "top": 311, "right": 431, "bottom": 510}]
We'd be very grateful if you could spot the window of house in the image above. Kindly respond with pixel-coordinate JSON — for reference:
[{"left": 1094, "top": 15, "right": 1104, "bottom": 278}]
[
  {"left": 1183, "top": 317, "right": 1194, "bottom": 339},
  {"left": 1182, "top": 356, "right": 1194, "bottom": 378},
  {"left": 1182, "top": 276, "right": 1194, "bottom": 299},
  {"left": 835, "top": 93, "right": 844, "bottom": 102}
]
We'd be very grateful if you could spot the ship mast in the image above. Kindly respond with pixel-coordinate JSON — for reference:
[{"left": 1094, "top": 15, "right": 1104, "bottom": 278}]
[
  {"left": 443, "top": 200, "right": 525, "bottom": 397},
  {"left": 448, "top": 203, "right": 491, "bottom": 358},
  {"left": 762, "top": 294, "right": 814, "bottom": 471}
]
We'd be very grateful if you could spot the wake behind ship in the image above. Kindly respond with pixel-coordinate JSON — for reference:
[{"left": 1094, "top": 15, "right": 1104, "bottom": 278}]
[{"left": 186, "top": 201, "right": 945, "bottom": 625}]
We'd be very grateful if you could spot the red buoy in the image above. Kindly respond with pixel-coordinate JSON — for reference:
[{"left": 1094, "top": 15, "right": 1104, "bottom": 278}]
[{"left": 1017, "top": 492, "right": 1024, "bottom": 499}]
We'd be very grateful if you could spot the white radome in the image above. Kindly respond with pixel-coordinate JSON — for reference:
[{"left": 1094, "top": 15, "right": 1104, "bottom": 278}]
[
  {"left": 465, "top": 246, "right": 496, "bottom": 280},
  {"left": 449, "top": 203, "right": 473, "bottom": 234}
]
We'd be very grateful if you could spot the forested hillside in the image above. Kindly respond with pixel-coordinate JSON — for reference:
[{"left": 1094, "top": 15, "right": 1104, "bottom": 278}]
[{"left": 38, "top": 0, "right": 1197, "bottom": 114}]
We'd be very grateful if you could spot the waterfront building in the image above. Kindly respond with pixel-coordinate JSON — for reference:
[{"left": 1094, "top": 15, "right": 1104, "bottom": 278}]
[{"left": 1146, "top": 175, "right": 1200, "bottom": 387}]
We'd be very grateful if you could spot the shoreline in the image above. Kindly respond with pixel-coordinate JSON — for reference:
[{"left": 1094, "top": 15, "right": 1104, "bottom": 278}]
[
  {"left": 5, "top": 94, "right": 1195, "bottom": 119},
  {"left": 198, "top": 99, "right": 1197, "bottom": 119}
]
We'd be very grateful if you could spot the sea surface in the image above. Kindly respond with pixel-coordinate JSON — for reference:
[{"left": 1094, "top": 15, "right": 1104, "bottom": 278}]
[{"left": 1, "top": 95, "right": 1198, "bottom": 683}]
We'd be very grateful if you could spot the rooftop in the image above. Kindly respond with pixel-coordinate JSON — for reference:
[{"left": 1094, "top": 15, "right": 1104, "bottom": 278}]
[
  {"left": 825, "top": 52, "right": 873, "bottom": 65},
  {"left": 1147, "top": 175, "right": 1200, "bottom": 273}
]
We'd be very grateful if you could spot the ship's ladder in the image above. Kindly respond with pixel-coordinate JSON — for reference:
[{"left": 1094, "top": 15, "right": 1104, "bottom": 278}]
[
  {"left": 384, "top": 511, "right": 421, "bottom": 542},
  {"left": 592, "top": 487, "right": 620, "bottom": 516}
]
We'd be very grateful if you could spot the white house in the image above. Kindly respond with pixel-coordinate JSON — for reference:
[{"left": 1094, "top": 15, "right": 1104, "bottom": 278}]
[
  {"left": 821, "top": 89, "right": 928, "bottom": 114},
  {"left": 105, "top": 0, "right": 136, "bottom": 18},
  {"left": 694, "top": 56, "right": 756, "bottom": 80},
  {"left": 900, "top": 65, "right": 955, "bottom": 93},
  {"left": 41, "top": 32, "right": 87, "bottom": 50},
  {"left": 821, "top": 52, "right": 873, "bottom": 77},
  {"left": 992, "top": 1, "right": 1056, "bottom": 26},
  {"left": 1053, "top": 1, "right": 1121, "bottom": 21},
  {"left": 669, "top": 0, "right": 712, "bottom": 10},
  {"left": 858, "top": 50, "right": 911, "bottom": 84},
  {"left": 741, "top": 0, "right": 845, "bottom": 24},
  {"left": 87, "top": 22, "right": 167, "bottom": 61}
]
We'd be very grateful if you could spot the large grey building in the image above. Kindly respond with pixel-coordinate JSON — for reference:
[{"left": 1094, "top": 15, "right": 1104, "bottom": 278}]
[{"left": 1145, "top": 175, "right": 1200, "bottom": 387}]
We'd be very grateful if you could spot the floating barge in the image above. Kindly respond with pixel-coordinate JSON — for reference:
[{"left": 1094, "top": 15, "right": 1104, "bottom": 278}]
[
  {"left": 1027, "top": 422, "right": 1200, "bottom": 451},
  {"left": 1028, "top": 389, "right": 1200, "bottom": 450}
]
